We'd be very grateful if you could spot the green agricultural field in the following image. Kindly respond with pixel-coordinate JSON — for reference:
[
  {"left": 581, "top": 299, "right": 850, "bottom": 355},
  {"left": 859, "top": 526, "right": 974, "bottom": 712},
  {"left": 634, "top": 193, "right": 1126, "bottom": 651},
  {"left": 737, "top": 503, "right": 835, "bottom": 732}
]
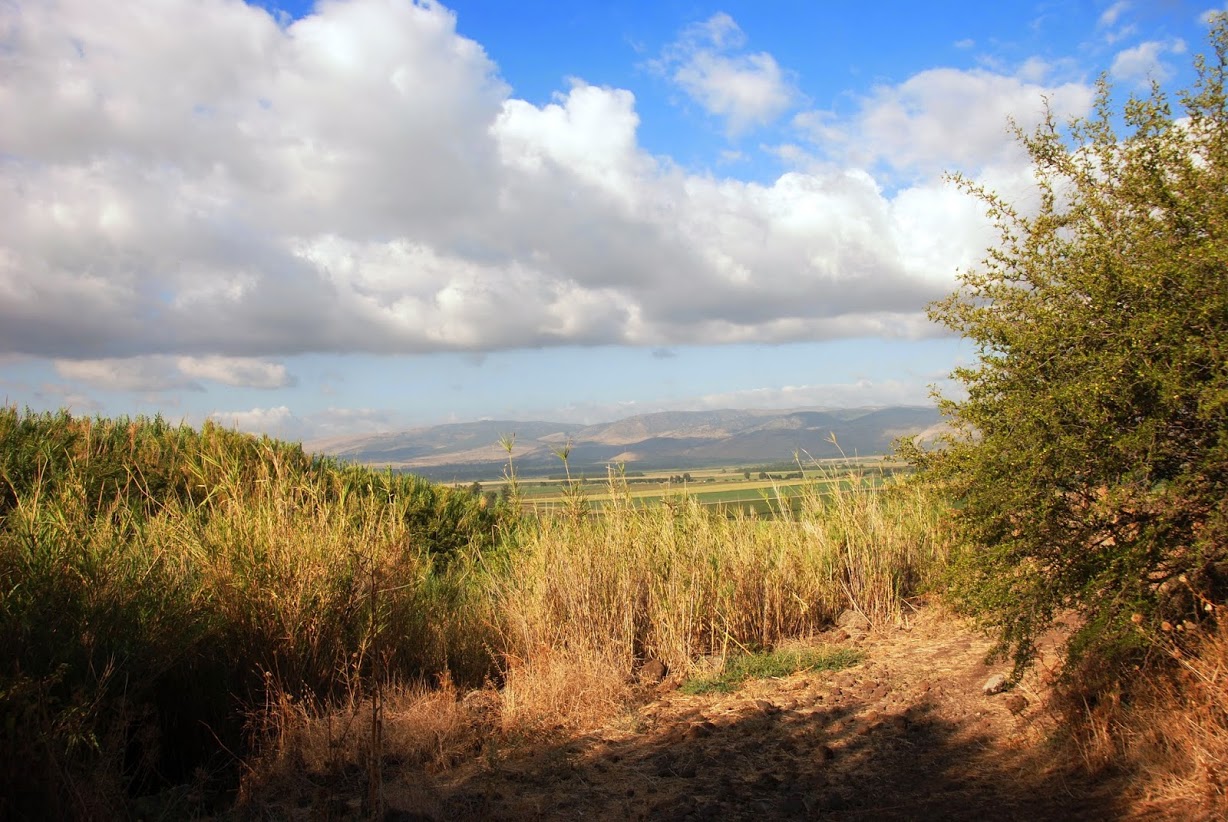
[{"left": 481, "top": 459, "right": 909, "bottom": 516}]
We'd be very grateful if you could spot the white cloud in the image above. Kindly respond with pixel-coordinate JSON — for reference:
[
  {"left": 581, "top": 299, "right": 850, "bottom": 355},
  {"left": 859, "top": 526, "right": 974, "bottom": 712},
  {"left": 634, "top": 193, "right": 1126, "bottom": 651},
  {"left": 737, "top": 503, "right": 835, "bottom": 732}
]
[
  {"left": 1094, "top": 0, "right": 1139, "bottom": 45},
  {"left": 54, "top": 355, "right": 291, "bottom": 390},
  {"left": 177, "top": 356, "right": 294, "bottom": 388},
  {"left": 493, "top": 81, "right": 651, "bottom": 208},
  {"left": 1111, "top": 39, "right": 1185, "bottom": 86},
  {"left": 0, "top": 0, "right": 1028, "bottom": 366},
  {"left": 209, "top": 405, "right": 299, "bottom": 437},
  {"left": 54, "top": 358, "right": 203, "bottom": 392},
  {"left": 1099, "top": 1, "right": 1130, "bottom": 28},
  {"left": 797, "top": 67, "right": 1094, "bottom": 176},
  {"left": 655, "top": 13, "right": 796, "bottom": 135}
]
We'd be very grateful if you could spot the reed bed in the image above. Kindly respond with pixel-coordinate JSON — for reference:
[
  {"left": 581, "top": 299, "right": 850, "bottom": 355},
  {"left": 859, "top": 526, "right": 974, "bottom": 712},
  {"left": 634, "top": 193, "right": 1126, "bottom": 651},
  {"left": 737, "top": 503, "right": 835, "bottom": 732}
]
[
  {"left": 0, "top": 408, "right": 949, "bottom": 816},
  {"left": 490, "top": 470, "right": 948, "bottom": 732},
  {"left": 0, "top": 409, "right": 499, "bottom": 818}
]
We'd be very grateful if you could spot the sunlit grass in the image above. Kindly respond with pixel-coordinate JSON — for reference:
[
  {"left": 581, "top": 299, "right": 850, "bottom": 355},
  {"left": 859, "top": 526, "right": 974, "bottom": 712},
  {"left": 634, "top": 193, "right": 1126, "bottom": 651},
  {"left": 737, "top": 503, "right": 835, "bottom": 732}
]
[{"left": 679, "top": 646, "right": 863, "bottom": 695}]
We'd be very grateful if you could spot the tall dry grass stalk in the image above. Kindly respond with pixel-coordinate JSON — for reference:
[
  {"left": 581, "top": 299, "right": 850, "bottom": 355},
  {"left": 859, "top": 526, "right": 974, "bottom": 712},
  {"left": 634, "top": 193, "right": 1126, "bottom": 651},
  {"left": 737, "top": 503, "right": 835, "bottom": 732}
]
[
  {"left": 0, "top": 409, "right": 500, "bottom": 817},
  {"left": 1062, "top": 613, "right": 1228, "bottom": 818},
  {"left": 489, "top": 470, "right": 947, "bottom": 732}
]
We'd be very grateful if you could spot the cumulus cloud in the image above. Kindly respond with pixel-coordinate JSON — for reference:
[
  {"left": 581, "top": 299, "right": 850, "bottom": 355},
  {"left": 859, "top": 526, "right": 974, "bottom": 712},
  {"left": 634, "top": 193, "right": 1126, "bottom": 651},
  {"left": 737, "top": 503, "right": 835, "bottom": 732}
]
[
  {"left": 1, "top": 0, "right": 1033, "bottom": 368},
  {"left": 55, "top": 358, "right": 203, "bottom": 392},
  {"left": 209, "top": 405, "right": 299, "bottom": 438},
  {"left": 176, "top": 356, "right": 294, "bottom": 388},
  {"left": 795, "top": 67, "right": 1094, "bottom": 177},
  {"left": 53, "top": 355, "right": 292, "bottom": 390},
  {"left": 654, "top": 12, "right": 796, "bottom": 135},
  {"left": 1111, "top": 39, "right": 1186, "bottom": 86}
]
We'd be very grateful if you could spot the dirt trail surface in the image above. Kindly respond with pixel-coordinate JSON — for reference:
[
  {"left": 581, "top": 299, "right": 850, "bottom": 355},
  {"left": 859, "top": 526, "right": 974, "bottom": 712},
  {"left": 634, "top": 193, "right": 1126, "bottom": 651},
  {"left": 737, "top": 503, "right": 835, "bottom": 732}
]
[{"left": 377, "top": 605, "right": 1129, "bottom": 821}]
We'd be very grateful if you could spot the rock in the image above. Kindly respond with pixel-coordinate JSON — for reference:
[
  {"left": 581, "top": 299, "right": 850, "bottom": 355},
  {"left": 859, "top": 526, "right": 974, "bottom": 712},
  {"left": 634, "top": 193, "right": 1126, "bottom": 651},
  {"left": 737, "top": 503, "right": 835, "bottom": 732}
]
[
  {"left": 836, "top": 609, "right": 872, "bottom": 633},
  {"left": 638, "top": 658, "right": 667, "bottom": 684},
  {"left": 982, "top": 673, "right": 1009, "bottom": 695}
]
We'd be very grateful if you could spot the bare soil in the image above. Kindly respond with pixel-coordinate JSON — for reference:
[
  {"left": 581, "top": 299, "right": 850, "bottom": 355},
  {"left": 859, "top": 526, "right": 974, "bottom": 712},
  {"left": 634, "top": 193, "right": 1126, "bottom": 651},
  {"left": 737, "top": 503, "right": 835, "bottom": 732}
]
[{"left": 370, "top": 604, "right": 1136, "bottom": 821}]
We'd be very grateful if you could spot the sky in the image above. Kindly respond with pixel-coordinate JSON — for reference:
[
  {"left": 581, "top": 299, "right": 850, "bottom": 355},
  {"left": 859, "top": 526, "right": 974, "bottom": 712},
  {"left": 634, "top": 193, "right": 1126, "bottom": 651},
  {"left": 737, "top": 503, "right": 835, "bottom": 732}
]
[{"left": 1, "top": 0, "right": 1222, "bottom": 443}]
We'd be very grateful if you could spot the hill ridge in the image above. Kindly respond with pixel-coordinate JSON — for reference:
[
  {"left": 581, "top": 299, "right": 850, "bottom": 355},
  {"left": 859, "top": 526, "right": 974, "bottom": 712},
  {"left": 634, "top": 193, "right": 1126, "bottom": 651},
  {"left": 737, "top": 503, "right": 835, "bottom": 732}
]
[{"left": 309, "top": 405, "right": 944, "bottom": 480}]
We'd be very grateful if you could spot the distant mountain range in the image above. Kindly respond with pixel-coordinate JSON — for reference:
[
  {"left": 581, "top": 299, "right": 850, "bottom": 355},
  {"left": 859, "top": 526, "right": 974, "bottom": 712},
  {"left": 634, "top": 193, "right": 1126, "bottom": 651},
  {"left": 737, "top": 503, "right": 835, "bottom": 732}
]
[{"left": 308, "top": 406, "right": 945, "bottom": 481}]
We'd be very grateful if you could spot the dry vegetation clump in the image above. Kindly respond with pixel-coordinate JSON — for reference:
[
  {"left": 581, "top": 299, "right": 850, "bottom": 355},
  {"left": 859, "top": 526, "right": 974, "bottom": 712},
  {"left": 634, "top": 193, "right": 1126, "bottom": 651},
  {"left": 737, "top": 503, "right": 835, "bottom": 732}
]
[
  {"left": 0, "top": 408, "right": 500, "bottom": 819},
  {"left": 1049, "top": 610, "right": 1228, "bottom": 819},
  {"left": 238, "top": 468, "right": 948, "bottom": 815},
  {"left": 488, "top": 470, "right": 947, "bottom": 732},
  {"left": 240, "top": 675, "right": 496, "bottom": 814}
]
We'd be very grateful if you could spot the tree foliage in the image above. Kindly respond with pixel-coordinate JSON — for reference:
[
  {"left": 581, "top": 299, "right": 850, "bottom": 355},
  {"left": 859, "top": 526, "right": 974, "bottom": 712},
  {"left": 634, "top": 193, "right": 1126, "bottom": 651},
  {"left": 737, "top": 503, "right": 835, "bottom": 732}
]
[{"left": 914, "top": 17, "right": 1228, "bottom": 672}]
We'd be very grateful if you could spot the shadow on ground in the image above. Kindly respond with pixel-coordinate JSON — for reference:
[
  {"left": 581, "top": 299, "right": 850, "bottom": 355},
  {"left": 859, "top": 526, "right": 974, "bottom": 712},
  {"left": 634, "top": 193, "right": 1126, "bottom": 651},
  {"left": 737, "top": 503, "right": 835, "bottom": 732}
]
[{"left": 386, "top": 686, "right": 1119, "bottom": 822}]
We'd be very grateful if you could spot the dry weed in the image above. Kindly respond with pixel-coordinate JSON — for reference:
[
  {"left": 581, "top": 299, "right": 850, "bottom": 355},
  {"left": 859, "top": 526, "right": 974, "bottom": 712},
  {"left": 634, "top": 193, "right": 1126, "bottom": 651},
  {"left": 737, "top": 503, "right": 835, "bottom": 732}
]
[
  {"left": 1123, "top": 617, "right": 1228, "bottom": 818},
  {"left": 1049, "top": 611, "right": 1228, "bottom": 819},
  {"left": 498, "top": 644, "right": 635, "bottom": 737}
]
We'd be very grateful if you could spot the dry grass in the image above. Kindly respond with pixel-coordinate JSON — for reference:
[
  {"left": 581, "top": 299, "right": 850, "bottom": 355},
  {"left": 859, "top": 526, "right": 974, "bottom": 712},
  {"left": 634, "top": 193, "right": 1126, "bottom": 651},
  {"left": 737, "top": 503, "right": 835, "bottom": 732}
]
[
  {"left": 245, "top": 677, "right": 484, "bottom": 786},
  {"left": 1049, "top": 610, "right": 1228, "bottom": 819},
  {"left": 1120, "top": 618, "right": 1228, "bottom": 817},
  {"left": 244, "top": 469, "right": 949, "bottom": 808},
  {"left": 0, "top": 410, "right": 501, "bottom": 817},
  {"left": 498, "top": 644, "right": 633, "bottom": 736},
  {"left": 479, "top": 471, "right": 947, "bottom": 735}
]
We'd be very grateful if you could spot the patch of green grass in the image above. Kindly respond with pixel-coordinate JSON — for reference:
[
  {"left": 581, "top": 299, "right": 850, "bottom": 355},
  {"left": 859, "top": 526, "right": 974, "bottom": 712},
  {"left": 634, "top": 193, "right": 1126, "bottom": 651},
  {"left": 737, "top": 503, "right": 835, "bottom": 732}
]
[{"left": 680, "top": 646, "right": 862, "bottom": 695}]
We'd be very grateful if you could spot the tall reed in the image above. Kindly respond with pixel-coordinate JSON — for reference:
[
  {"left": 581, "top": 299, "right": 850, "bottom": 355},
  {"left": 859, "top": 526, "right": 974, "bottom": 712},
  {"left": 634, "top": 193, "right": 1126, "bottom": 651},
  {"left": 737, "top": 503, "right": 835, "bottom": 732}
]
[
  {"left": 489, "top": 469, "right": 947, "bottom": 731},
  {"left": 0, "top": 408, "right": 499, "bottom": 818},
  {"left": 1, "top": 408, "right": 950, "bottom": 815}
]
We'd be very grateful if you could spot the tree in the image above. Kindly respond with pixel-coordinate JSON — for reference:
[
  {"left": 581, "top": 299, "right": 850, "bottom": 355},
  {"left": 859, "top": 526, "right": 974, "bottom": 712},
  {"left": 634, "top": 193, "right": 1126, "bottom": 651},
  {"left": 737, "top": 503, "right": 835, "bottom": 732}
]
[{"left": 913, "top": 17, "right": 1228, "bottom": 673}]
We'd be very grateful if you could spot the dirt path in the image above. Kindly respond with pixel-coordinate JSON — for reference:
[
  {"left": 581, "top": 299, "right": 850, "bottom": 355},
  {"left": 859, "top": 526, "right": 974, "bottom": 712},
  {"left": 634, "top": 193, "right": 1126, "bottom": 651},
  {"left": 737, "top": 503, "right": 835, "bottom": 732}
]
[{"left": 376, "top": 605, "right": 1127, "bottom": 821}]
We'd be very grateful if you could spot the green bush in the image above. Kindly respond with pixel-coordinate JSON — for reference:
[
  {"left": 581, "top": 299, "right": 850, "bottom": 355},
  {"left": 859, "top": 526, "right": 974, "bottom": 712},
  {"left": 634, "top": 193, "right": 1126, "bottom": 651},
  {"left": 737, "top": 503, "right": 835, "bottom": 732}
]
[{"left": 910, "top": 18, "right": 1228, "bottom": 673}]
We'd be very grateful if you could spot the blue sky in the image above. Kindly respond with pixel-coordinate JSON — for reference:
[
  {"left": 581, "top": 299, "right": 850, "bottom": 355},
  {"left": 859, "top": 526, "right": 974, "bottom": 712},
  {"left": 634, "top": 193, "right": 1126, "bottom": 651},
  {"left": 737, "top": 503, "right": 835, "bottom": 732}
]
[{"left": 0, "top": 0, "right": 1221, "bottom": 442}]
